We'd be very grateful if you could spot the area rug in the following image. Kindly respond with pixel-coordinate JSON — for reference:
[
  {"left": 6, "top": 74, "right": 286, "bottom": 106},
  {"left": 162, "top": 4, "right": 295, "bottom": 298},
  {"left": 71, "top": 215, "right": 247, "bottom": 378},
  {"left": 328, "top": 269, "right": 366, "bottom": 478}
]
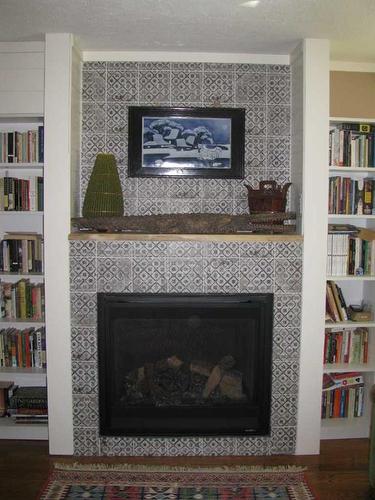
[{"left": 38, "top": 463, "right": 317, "bottom": 499}]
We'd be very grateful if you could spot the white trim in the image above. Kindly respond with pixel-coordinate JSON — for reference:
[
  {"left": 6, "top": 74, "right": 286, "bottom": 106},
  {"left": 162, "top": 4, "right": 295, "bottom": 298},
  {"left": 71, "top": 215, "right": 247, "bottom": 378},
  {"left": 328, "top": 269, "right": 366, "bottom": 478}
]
[
  {"left": 83, "top": 50, "right": 290, "bottom": 65},
  {"left": 330, "top": 61, "right": 375, "bottom": 73}
]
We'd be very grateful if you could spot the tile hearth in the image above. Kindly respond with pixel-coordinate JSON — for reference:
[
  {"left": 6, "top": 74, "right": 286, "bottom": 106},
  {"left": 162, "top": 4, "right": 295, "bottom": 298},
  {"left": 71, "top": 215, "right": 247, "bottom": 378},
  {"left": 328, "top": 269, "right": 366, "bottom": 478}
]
[{"left": 70, "top": 239, "right": 302, "bottom": 456}]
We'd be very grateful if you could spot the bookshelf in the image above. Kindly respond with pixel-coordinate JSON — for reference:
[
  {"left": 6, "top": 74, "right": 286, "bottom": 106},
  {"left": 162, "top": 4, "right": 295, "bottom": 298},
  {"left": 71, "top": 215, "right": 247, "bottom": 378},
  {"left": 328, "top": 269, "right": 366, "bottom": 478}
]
[
  {"left": 322, "top": 116, "right": 375, "bottom": 440},
  {"left": 0, "top": 116, "right": 47, "bottom": 440}
]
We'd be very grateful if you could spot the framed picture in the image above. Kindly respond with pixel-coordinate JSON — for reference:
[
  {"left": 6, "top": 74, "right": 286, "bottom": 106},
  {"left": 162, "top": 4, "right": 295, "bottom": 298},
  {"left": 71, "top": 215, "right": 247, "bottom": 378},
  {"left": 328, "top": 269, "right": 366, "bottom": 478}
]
[{"left": 127, "top": 106, "right": 245, "bottom": 178}]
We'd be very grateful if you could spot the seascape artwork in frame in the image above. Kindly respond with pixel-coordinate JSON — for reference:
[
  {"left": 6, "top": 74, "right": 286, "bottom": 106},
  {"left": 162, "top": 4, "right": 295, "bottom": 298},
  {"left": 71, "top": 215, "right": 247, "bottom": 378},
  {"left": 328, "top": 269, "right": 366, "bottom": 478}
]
[{"left": 128, "top": 106, "right": 245, "bottom": 178}]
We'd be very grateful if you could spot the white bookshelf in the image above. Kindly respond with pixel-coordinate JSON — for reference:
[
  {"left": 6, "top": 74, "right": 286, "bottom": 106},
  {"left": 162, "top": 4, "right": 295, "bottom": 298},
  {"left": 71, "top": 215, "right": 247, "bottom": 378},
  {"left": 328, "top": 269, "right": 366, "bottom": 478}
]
[
  {"left": 322, "top": 116, "right": 375, "bottom": 440},
  {"left": 0, "top": 115, "right": 46, "bottom": 440}
]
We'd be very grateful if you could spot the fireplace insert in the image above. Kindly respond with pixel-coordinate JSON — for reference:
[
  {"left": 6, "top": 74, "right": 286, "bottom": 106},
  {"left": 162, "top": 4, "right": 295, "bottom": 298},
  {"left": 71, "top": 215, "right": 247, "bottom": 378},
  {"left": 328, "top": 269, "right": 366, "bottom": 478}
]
[{"left": 98, "top": 293, "right": 273, "bottom": 436}]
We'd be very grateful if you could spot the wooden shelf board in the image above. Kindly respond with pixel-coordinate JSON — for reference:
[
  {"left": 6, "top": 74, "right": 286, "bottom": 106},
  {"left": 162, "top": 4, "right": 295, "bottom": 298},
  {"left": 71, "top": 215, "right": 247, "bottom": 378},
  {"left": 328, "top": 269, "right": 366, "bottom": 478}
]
[
  {"left": 329, "top": 167, "right": 375, "bottom": 173},
  {"left": 0, "top": 163, "right": 43, "bottom": 169},
  {"left": 328, "top": 214, "right": 375, "bottom": 219},
  {"left": 327, "top": 275, "right": 375, "bottom": 281},
  {"left": 69, "top": 232, "right": 304, "bottom": 242}
]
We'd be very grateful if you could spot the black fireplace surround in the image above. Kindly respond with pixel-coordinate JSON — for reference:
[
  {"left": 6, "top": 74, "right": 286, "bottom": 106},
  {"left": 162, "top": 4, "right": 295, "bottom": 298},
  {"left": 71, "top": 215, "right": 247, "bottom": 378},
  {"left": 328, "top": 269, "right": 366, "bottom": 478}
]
[{"left": 98, "top": 293, "right": 273, "bottom": 437}]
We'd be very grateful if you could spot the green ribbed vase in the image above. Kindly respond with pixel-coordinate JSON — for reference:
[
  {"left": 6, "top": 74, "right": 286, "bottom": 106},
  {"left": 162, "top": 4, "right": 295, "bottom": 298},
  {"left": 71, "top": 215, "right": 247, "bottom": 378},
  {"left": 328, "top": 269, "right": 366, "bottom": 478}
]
[{"left": 82, "top": 153, "right": 124, "bottom": 217}]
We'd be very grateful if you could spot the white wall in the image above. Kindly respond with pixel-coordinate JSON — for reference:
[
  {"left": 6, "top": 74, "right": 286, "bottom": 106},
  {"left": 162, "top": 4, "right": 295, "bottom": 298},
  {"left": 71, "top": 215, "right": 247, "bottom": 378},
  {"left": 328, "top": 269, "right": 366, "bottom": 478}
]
[
  {"left": 294, "top": 39, "right": 330, "bottom": 454},
  {"left": 0, "top": 42, "right": 45, "bottom": 116},
  {"left": 44, "top": 33, "right": 81, "bottom": 455}
]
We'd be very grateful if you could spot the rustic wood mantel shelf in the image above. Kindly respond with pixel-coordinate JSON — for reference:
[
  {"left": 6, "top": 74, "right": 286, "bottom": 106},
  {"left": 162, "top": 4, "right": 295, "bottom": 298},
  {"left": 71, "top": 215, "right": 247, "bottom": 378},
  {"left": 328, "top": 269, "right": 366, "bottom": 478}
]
[{"left": 69, "top": 232, "right": 303, "bottom": 242}]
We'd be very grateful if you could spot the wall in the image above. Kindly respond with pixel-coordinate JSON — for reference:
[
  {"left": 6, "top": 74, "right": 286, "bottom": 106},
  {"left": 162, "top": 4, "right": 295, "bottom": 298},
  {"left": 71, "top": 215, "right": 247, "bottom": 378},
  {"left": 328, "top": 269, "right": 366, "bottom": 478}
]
[
  {"left": 80, "top": 61, "right": 291, "bottom": 215},
  {"left": 330, "top": 71, "right": 375, "bottom": 118}
]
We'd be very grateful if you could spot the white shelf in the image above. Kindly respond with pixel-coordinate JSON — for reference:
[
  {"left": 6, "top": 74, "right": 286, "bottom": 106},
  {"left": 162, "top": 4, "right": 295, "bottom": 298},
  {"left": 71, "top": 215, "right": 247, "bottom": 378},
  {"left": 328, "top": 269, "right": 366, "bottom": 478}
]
[
  {"left": 330, "top": 117, "right": 375, "bottom": 124},
  {"left": 321, "top": 415, "right": 370, "bottom": 440},
  {"left": 325, "top": 321, "right": 375, "bottom": 328},
  {"left": 329, "top": 167, "right": 375, "bottom": 174},
  {"left": 327, "top": 275, "right": 375, "bottom": 281},
  {"left": 0, "top": 211, "right": 43, "bottom": 215},
  {"left": 323, "top": 363, "right": 375, "bottom": 373},
  {"left": 328, "top": 214, "right": 375, "bottom": 220},
  {"left": 0, "top": 163, "right": 43, "bottom": 169},
  {"left": 0, "top": 319, "right": 45, "bottom": 327},
  {"left": 0, "top": 418, "right": 48, "bottom": 440},
  {"left": 0, "top": 272, "right": 44, "bottom": 279},
  {"left": 0, "top": 367, "right": 46, "bottom": 385}
]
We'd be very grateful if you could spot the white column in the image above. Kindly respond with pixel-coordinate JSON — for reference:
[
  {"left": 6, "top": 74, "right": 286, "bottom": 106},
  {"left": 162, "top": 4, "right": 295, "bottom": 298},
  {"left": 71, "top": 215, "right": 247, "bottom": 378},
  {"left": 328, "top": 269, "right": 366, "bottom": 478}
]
[
  {"left": 44, "top": 33, "right": 76, "bottom": 454},
  {"left": 294, "top": 39, "right": 330, "bottom": 454}
]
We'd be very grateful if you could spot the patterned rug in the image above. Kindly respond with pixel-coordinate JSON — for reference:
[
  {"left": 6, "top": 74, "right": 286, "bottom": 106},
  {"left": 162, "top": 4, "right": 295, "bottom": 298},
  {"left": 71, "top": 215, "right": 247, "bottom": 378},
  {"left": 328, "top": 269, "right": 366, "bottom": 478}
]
[{"left": 38, "top": 463, "right": 317, "bottom": 499}]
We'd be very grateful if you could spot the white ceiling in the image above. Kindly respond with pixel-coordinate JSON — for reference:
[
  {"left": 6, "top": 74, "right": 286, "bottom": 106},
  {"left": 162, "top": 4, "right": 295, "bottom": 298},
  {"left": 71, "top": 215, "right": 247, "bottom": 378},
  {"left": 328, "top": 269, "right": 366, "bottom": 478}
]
[{"left": 0, "top": 0, "right": 374, "bottom": 62}]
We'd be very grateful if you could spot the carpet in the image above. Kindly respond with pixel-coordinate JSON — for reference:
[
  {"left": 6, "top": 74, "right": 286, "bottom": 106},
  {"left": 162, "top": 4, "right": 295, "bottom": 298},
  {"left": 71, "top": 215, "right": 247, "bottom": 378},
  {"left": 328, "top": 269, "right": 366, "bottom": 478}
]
[{"left": 38, "top": 463, "right": 317, "bottom": 500}]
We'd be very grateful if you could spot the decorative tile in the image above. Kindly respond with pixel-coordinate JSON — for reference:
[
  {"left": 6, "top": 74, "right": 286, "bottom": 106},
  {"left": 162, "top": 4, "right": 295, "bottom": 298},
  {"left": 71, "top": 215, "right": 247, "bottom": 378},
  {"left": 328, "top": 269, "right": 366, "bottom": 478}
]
[
  {"left": 274, "top": 241, "right": 303, "bottom": 259},
  {"left": 272, "top": 360, "right": 300, "bottom": 394},
  {"left": 239, "top": 242, "right": 274, "bottom": 259},
  {"left": 267, "top": 137, "right": 290, "bottom": 170},
  {"left": 106, "top": 103, "right": 128, "bottom": 134},
  {"left": 271, "top": 393, "right": 298, "bottom": 428},
  {"left": 204, "top": 242, "right": 240, "bottom": 258},
  {"left": 81, "top": 133, "right": 106, "bottom": 164},
  {"left": 267, "top": 168, "right": 290, "bottom": 187},
  {"left": 201, "top": 199, "right": 233, "bottom": 213},
  {"left": 137, "top": 198, "right": 170, "bottom": 215},
  {"left": 235, "top": 437, "right": 270, "bottom": 455},
  {"left": 200, "top": 437, "right": 236, "bottom": 456},
  {"left": 275, "top": 259, "right": 302, "bottom": 293},
  {"left": 82, "top": 102, "right": 106, "bottom": 133},
  {"left": 138, "top": 178, "right": 170, "bottom": 199},
  {"left": 133, "top": 241, "right": 168, "bottom": 258},
  {"left": 239, "top": 258, "right": 274, "bottom": 292},
  {"left": 267, "top": 106, "right": 291, "bottom": 137},
  {"left": 83, "top": 61, "right": 106, "bottom": 71},
  {"left": 107, "top": 70, "right": 138, "bottom": 102},
  {"left": 167, "top": 259, "right": 204, "bottom": 293},
  {"left": 107, "top": 61, "right": 138, "bottom": 71},
  {"left": 244, "top": 105, "right": 267, "bottom": 136},
  {"left": 267, "top": 65, "right": 290, "bottom": 74},
  {"left": 202, "top": 72, "right": 234, "bottom": 104},
  {"left": 97, "top": 241, "right": 133, "bottom": 258},
  {"left": 71, "top": 292, "right": 97, "bottom": 326},
  {"left": 132, "top": 437, "right": 169, "bottom": 456},
  {"left": 168, "top": 178, "right": 202, "bottom": 199},
  {"left": 132, "top": 258, "right": 167, "bottom": 293},
  {"left": 235, "top": 73, "right": 266, "bottom": 104},
  {"left": 171, "top": 62, "right": 203, "bottom": 71},
  {"left": 167, "top": 242, "right": 204, "bottom": 258},
  {"left": 82, "top": 70, "right": 106, "bottom": 102},
  {"left": 97, "top": 257, "right": 132, "bottom": 292},
  {"left": 70, "top": 240, "right": 97, "bottom": 258},
  {"left": 72, "top": 361, "right": 98, "bottom": 394},
  {"left": 267, "top": 75, "right": 291, "bottom": 105},
  {"left": 234, "top": 63, "right": 267, "bottom": 74},
  {"left": 100, "top": 437, "right": 135, "bottom": 455},
  {"left": 139, "top": 71, "right": 170, "bottom": 103},
  {"left": 274, "top": 294, "right": 301, "bottom": 329},
  {"left": 245, "top": 136, "right": 266, "bottom": 170},
  {"left": 73, "top": 395, "right": 99, "bottom": 427},
  {"left": 204, "top": 63, "right": 235, "bottom": 73},
  {"left": 171, "top": 71, "right": 202, "bottom": 102},
  {"left": 139, "top": 62, "right": 170, "bottom": 71},
  {"left": 233, "top": 198, "right": 249, "bottom": 215},
  {"left": 272, "top": 328, "right": 300, "bottom": 360},
  {"left": 105, "top": 134, "right": 127, "bottom": 165},
  {"left": 170, "top": 198, "right": 202, "bottom": 213},
  {"left": 202, "top": 179, "right": 233, "bottom": 200},
  {"left": 70, "top": 257, "right": 97, "bottom": 293},
  {"left": 73, "top": 427, "right": 99, "bottom": 456},
  {"left": 270, "top": 427, "right": 296, "bottom": 454},
  {"left": 204, "top": 258, "right": 240, "bottom": 293},
  {"left": 71, "top": 327, "right": 97, "bottom": 362}
]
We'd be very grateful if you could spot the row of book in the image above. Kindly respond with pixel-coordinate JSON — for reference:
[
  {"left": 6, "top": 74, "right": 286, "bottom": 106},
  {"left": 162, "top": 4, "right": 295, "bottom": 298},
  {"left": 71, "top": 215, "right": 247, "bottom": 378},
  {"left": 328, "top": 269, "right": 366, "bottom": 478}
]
[
  {"left": 0, "top": 279, "right": 44, "bottom": 321},
  {"left": 0, "top": 127, "right": 44, "bottom": 164},
  {"left": 1, "top": 384, "right": 47, "bottom": 424},
  {"left": 324, "top": 328, "right": 368, "bottom": 364},
  {"left": 329, "top": 122, "right": 375, "bottom": 168},
  {"left": 0, "top": 327, "right": 46, "bottom": 369},
  {"left": 328, "top": 176, "right": 375, "bottom": 215},
  {"left": 0, "top": 233, "right": 43, "bottom": 273},
  {"left": 326, "top": 280, "right": 349, "bottom": 322},
  {"left": 0, "top": 176, "right": 44, "bottom": 211},
  {"left": 327, "top": 226, "right": 375, "bottom": 276},
  {"left": 321, "top": 372, "right": 364, "bottom": 419}
]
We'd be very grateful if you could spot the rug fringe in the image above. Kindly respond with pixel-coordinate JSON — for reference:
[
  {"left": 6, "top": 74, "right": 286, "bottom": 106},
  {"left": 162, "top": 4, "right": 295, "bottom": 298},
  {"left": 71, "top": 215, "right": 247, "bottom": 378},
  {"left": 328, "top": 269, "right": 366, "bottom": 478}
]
[{"left": 54, "top": 462, "right": 307, "bottom": 473}]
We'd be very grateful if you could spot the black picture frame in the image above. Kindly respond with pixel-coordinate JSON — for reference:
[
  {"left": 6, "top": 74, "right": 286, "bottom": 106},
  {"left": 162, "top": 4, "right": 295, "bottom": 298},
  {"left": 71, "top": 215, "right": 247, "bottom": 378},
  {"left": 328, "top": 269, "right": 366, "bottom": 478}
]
[{"left": 128, "top": 106, "right": 245, "bottom": 178}]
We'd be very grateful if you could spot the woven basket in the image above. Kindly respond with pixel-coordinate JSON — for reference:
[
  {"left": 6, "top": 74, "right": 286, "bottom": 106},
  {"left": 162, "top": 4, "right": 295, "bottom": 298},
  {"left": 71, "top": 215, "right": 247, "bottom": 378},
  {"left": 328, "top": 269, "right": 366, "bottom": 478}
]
[{"left": 82, "top": 153, "right": 124, "bottom": 217}]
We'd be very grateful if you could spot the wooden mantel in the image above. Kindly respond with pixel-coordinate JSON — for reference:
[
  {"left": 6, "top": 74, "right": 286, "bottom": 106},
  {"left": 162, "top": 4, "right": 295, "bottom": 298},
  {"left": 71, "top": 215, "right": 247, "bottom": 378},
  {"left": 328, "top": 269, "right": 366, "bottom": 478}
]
[{"left": 69, "top": 232, "right": 303, "bottom": 242}]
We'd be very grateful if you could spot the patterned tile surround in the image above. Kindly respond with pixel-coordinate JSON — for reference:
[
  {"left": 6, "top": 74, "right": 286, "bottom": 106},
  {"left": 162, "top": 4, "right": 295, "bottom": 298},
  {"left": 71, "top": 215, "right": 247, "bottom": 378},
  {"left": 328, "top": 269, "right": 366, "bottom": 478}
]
[
  {"left": 70, "top": 239, "right": 302, "bottom": 456},
  {"left": 80, "top": 61, "right": 291, "bottom": 215}
]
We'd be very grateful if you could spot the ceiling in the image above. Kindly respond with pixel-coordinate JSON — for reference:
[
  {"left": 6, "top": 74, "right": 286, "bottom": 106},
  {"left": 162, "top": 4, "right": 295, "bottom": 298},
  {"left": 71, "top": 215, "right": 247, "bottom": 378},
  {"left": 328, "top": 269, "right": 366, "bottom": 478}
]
[{"left": 0, "top": 0, "right": 374, "bottom": 62}]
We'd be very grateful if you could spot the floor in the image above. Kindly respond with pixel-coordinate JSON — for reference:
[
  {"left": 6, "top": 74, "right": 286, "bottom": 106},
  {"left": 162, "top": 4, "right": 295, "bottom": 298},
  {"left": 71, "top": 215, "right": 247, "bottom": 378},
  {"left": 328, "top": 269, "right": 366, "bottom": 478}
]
[{"left": 0, "top": 438, "right": 371, "bottom": 499}]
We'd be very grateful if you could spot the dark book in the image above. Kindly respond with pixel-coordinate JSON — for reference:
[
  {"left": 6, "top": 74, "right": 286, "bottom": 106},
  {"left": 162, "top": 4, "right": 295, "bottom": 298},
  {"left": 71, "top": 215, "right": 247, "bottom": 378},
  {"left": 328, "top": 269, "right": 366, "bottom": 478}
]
[
  {"left": 338, "top": 122, "right": 375, "bottom": 133},
  {"left": 7, "top": 132, "right": 14, "bottom": 163},
  {"left": 38, "top": 126, "right": 44, "bottom": 163},
  {"left": 9, "top": 386, "right": 47, "bottom": 409}
]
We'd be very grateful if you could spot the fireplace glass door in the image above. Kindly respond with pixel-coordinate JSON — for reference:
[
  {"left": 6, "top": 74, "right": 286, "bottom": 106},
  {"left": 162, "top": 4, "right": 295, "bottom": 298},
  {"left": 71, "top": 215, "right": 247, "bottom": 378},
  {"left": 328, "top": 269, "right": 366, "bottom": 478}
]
[{"left": 98, "top": 293, "right": 273, "bottom": 436}]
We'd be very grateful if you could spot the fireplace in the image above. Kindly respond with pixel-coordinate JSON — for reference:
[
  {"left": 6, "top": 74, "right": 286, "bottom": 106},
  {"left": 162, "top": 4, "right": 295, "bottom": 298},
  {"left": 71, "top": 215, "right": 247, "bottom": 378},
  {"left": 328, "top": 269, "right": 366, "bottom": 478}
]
[{"left": 98, "top": 293, "right": 273, "bottom": 437}]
